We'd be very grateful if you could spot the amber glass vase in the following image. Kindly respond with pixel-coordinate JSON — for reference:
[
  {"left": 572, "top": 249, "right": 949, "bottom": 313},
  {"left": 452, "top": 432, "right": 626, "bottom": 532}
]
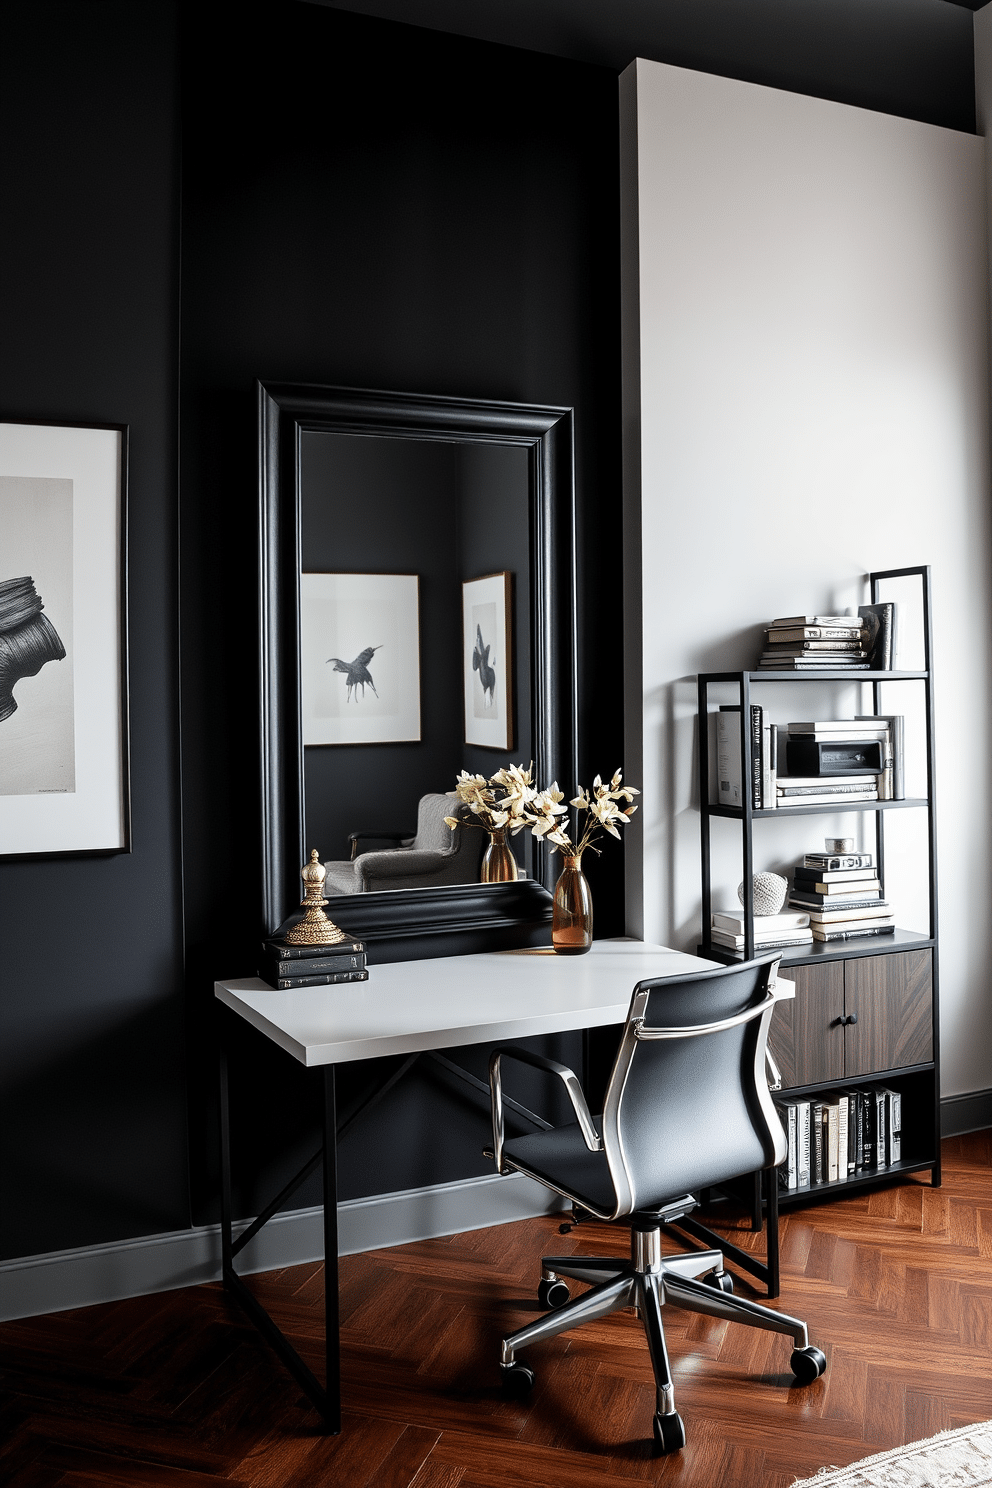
[
  {"left": 552, "top": 854, "right": 593, "bottom": 954},
  {"left": 480, "top": 827, "right": 518, "bottom": 883}
]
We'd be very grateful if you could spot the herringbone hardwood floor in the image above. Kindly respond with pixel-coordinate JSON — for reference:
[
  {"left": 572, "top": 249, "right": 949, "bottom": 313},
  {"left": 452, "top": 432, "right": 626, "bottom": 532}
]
[{"left": 2, "top": 1133, "right": 989, "bottom": 1486}]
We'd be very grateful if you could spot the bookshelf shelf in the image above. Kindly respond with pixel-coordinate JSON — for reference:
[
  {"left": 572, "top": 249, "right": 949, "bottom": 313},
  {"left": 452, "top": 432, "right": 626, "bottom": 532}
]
[
  {"left": 777, "top": 1155, "right": 936, "bottom": 1207},
  {"left": 696, "top": 565, "right": 940, "bottom": 1210},
  {"left": 708, "top": 797, "right": 928, "bottom": 820},
  {"left": 701, "top": 926, "right": 934, "bottom": 967},
  {"left": 745, "top": 669, "right": 928, "bottom": 682}
]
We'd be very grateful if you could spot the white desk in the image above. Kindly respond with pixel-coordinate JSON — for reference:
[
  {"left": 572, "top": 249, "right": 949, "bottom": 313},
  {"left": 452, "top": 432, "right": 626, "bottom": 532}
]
[{"left": 215, "top": 941, "right": 717, "bottom": 1430}]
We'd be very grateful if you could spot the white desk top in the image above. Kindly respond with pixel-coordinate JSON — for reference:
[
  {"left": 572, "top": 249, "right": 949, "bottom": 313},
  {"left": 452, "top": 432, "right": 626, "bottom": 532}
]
[{"left": 215, "top": 941, "right": 714, "bottom": 1067}]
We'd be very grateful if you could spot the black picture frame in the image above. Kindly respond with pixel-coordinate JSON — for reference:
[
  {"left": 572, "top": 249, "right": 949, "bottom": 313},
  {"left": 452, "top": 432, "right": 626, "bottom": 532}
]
[{"left": 257, "top": 381, "right": 576, "bottom": 955}]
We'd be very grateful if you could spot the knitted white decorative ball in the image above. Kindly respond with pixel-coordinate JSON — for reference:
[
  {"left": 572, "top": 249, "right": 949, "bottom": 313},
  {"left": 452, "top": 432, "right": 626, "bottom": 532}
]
[{"left": 738, "top": 872, "right": 788, "bottom": 916}]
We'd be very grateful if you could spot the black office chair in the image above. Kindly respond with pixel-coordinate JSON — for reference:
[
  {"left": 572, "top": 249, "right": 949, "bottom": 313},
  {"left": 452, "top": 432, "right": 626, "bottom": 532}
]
[{"left": 486, "top": 953, "right": 826, "bottom": 1454}]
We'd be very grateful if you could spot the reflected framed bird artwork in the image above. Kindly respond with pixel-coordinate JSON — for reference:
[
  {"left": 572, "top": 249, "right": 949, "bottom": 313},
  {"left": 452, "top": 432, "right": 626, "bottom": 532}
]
[
  {"left": 462, "top": 571, "right": 513, "bottom": 750},
  {"left": 300, "top": 572, "right": 421, "bottom": 745}
]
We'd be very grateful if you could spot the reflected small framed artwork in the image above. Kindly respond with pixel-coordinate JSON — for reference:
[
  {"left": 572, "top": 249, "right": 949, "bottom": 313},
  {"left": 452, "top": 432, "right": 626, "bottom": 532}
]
[
  {"left": 463, "top": 571, "right": 513, "bottom": 750},
  {"left": 301, "top": 572, "right": 421, "bottom": 745}
]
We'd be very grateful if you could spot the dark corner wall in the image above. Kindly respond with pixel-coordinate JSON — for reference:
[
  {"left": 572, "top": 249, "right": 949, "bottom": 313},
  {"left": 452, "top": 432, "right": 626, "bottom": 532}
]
[
  {"left": 0, "top": 2, "right": 185, "bottom": 1261},
  {"left": 0, "top": 0, "right": 977, "bottom": 1264}
]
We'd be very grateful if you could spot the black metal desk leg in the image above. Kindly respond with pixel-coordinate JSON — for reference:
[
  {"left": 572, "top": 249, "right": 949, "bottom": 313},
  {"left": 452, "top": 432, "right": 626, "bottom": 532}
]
[
  {"left": 219, "top": 1039, "right": 233, "bottom": 1276},
  {"left": 323, "top": 1066, "right": 341, "bottom": 1433},
  {"left": 765, "top": 1170, "right": 780, "bottom": 1299}
]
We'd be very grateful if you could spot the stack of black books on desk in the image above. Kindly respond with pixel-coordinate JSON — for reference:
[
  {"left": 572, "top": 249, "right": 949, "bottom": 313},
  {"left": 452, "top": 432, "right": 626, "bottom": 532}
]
[
  {"left": 258, "top": 936, "right": 368, "bottom": 990},
  {"left": 788, "top": 850, "right": 895, "bottom": 942}
]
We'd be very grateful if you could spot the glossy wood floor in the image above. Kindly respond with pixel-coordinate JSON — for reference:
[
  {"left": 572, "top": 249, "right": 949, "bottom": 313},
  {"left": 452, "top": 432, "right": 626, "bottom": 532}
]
[{"left": 2, "top": 1132, "right": 990, "bottom": 1487}]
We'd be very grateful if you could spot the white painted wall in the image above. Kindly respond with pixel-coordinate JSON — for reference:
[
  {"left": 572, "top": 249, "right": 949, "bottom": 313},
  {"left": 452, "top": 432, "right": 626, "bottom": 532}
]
[{"left": 621, "top": 58, "right": 992, "bottom": 1098}]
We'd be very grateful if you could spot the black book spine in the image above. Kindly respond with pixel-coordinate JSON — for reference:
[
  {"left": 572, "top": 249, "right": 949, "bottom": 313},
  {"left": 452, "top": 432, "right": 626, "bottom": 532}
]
[
  {"left": 263, "top": 937, "right": 365, "bottom": 960},
  {"left": 751, "top": 705, "right": 763, "bottom": 808},
  {"left": 268, "top": 969, "right": 370, "bottom": 990},
  {"left": 262, "top": 952, "right": 366, "bottom": 979}
]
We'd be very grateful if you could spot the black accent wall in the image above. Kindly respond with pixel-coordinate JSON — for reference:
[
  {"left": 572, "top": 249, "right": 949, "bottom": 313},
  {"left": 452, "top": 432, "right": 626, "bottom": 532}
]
[
  {"left": 0, "top": 2, "right": 186, "bottom": 1259},
  {"left": 0, "top": 0, "right": 978, "bottom": 1262}
]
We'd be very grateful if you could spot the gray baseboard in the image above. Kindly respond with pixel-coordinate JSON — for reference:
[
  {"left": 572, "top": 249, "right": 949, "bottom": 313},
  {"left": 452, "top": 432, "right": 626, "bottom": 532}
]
[
  {"left": 0, "top": 1170, "right": 563, "bottom": 1324},
  {"left": 6, "top": 1093, "right": 988, "bottom": 1324},
  {"left": 940, "top": 1087, "right": 992, "bottom": 1137}
]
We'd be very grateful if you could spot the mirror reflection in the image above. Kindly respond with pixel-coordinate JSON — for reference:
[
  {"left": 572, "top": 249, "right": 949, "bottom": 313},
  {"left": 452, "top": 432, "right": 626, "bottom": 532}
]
[{"left": 301, "top": 430, "right": 533, "bottom": 892}]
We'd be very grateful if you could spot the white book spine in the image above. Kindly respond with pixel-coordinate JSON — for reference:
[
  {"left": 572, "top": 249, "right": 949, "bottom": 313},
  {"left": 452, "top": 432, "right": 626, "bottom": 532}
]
[
  {"left": 888, "top": 1089, "right": 902, "bottom": 1162},
  {"left": 716, "top": 712, "right": 743, "bottom": 808},
  {"left": 797, "top": 1100, "right": 811, "bottom": 1188},
  {"left": 837, "top": 1096, "right": 849, "bottom": 1185},
  {"left": 827, "top": 1101, "right": 840, "bottom": 1181}
]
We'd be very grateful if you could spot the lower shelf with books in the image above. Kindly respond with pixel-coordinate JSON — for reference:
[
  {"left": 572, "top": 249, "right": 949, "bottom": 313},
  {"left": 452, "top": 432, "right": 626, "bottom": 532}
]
[{"left": 773, "top": 1065, "right": 937, "bottom": 1206}]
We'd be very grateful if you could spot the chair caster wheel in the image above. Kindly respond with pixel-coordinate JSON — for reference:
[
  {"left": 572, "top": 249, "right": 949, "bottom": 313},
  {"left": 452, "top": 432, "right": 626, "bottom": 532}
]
[
  {"left": 500, "top": 1362, "right": 536, "bottom": 1397},
  {"left": 538, "top": 1278, "right": 571, "bottom": 1309},
  {"left": 652, "top": 1410, "right": 686, "bottom": 1455},
  {"left": 790, "top": 1345, "right": 827, "bottom": 1384},
  {"left": 558, "top": 1223, "right": 573, "bottom": 1235},
  {"left": 703, "top": 1267, "right": 734, "bottom": 1294}
]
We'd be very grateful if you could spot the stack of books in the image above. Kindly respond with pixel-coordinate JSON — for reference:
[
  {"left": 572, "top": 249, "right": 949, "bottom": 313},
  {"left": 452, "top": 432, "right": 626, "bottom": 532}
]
[
  {"left": 709, "top": 908, "right": 812, "bottom": 956},
  {"left": 774, "top": 717, "right": 904, "bottom": 807},
  {"left": 717, "top": 712, "right": 904, "bottom": 812},
  {"left": 715, "top": 705, "right": 778, "bottom": 809},
  {"left": 758, "top": 616, "right": 869, "bottom": 671},
  {"left": 757, "top": 602, "right": 895, "bottom": 671},
  {"left": 777, "top": 1086, "right": 902, "bottom": 1190},
  {"left": 788, "top": 850, "right": 895, "bottom": 942},
  {"left": 258, "top": 936, "right": 368, "bottom": 989}
]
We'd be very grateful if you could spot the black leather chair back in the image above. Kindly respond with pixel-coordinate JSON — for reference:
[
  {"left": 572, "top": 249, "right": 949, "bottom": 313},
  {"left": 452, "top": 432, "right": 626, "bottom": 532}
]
[{"left": 601, "top": 955, "right": 786, "bottom": 1215}]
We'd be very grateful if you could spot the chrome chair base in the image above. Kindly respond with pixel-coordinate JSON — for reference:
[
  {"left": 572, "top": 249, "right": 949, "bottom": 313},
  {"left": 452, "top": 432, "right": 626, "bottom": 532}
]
[{"left": 499, "top": 1222, "right": 821, "bottom": 1455}]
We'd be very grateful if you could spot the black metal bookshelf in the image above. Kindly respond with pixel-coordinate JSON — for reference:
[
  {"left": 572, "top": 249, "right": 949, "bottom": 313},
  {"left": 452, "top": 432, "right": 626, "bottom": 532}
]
[
  {"left": 697, "top": 567, "right": 937, "bottom": 964},
  {"left": 696, "top": 566, "right": 941, "bottom": 1207}
]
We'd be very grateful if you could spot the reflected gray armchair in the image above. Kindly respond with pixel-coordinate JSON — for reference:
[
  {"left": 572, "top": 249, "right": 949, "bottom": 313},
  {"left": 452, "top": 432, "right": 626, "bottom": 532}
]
[
  {"left": 486, "top": 953, "right": 826, "bottom": 1454},
  {"left": 322, "top": 791, "right": 486, "bottom": 894}
]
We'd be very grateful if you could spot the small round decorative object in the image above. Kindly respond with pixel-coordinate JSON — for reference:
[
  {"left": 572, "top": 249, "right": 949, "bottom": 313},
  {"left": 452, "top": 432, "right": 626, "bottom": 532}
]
[
  {"left": 737, "top": 871, "right": 788, "bottom": 916},
  {"left": 824, "top": 837, "right": 854, "bottom": 854}
]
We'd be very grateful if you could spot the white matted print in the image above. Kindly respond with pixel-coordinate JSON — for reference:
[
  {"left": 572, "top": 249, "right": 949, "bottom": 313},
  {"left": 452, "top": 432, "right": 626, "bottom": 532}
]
[
  {"left": 301, "top": 572, "right": 421, "bottom": 745},
  {"left": 0, "top": 421, "right": 127, "bottom": 856},
  {"left": 463, "top": 571, "right": 513, "bottom": 750}
]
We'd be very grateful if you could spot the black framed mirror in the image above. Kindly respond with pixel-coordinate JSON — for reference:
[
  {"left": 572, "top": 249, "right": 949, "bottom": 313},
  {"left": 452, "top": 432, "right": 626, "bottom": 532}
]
[{"left": 258, "top": 381, "right": 576, "bottom": 958}]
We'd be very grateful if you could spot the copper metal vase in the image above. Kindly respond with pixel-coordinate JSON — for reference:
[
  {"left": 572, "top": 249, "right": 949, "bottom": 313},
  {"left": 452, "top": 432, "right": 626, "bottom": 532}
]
[
  {"left": 480, "top": 827, "right": 518, "bottom": 884},
  {"left": 552, "top": 854, "right": 592, "bottom": 954}
]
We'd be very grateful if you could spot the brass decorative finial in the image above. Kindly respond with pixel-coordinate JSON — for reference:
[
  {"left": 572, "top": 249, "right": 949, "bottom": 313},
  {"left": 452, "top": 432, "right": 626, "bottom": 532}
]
[{"left": 283, "top": 849, "right": 348, "bottom": 946}]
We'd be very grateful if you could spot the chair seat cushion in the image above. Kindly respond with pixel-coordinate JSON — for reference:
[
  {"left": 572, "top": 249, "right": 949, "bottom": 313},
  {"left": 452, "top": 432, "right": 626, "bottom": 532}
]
[{"left": 502, "top": 1120, "right": 617, "bottom": 1215}]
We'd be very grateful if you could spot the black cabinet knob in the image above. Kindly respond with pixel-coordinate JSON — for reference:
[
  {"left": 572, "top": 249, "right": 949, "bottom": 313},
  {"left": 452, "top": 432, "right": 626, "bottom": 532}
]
[{"left": 847, "top": 1012, "right": 858, "bottom": 1025}]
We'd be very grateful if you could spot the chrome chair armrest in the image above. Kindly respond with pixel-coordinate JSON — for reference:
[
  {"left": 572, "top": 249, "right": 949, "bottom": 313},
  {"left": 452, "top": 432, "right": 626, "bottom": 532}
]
[{"left": 489, "top": 1047, "right": 602, "bottom": 1176}]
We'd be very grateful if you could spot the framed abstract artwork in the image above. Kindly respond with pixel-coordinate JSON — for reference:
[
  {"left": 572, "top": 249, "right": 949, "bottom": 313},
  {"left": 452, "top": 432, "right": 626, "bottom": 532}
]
[
  {"left": 300, "top": 571, "right": 421, "bottom": 745},
  {"left": 462, "top": 570, "right": 513, "bottom": 750},
  {"left": 0, "top": 419, "right": 129, "bottom": 857}
]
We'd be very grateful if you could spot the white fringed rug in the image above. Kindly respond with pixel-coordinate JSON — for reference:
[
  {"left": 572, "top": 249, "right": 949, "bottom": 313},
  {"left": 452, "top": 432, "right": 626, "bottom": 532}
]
[{"left": 791, "top": 1421, "right": 992, "bottom": 1487}]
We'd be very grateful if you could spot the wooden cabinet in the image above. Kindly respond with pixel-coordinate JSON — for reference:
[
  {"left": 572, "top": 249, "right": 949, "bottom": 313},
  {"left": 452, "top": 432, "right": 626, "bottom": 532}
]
[{"left": 770, "top": 949, "right": 933, "bottom": 1089}]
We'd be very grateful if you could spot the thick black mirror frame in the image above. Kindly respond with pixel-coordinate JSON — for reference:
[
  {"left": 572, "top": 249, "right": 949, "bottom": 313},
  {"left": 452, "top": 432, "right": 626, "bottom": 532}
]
[{"left": 258, "top": 381, "right": 577, "bottom": 958}]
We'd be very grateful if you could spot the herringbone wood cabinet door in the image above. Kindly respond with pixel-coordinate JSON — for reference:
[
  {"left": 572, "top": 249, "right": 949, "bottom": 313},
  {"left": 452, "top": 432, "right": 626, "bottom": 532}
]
[
  {"left": 844, "top": 948, "right": 933, "bottom": 1077},
  {"left": 768, "top": 960, "right": 845, "bottom": 1087}
]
